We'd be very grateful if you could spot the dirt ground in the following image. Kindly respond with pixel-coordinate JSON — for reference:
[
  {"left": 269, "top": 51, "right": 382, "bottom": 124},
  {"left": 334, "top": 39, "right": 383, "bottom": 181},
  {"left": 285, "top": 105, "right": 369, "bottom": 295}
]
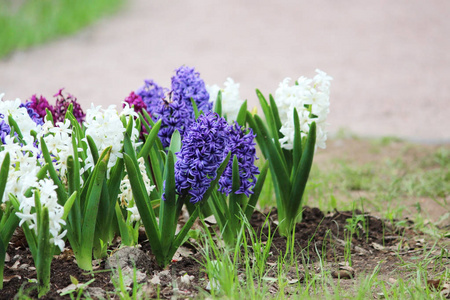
[{"left": 0, "top": 0, "right": 449, "bottom": 142}]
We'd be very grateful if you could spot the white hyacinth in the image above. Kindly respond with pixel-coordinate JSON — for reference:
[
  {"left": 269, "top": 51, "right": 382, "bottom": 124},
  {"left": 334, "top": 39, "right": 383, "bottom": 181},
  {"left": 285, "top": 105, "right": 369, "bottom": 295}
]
[
  {"left": 83, "top": 104, "right": 141, "bottom": 177},
  {"left": 118, "top": 157, "right": 155, "bottom": 223},
  {"left": 207, "top": 78, "right": 244, "bottom": 122},
  {"left": 15, "top": 179, "right": 67, "bottom": 252},
  {"left": 275, "top": 69, "right": 332, "bottom": 150}
]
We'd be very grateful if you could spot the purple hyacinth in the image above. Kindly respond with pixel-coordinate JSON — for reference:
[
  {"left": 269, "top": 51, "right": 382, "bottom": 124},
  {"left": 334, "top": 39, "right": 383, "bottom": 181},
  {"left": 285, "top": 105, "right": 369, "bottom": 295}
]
[
  {"left": 0, "top": 114, "right": 11, "bottom": 144},
  {"left": 136, "top": 79, "right": 167, "bottom": 114},
  {"left": 53, "top": 89, "right": 85, "bottom": 124},
  {"left": 173, "top": 112, "right": 230, "bottom": 204},
  {"left": 28, "top": 94, "right": 54, "bottom": 119},
  {"left": 154, "top": 98, "right": 194, "bottom": 148},
  {"left": 218, "top": 123, "right": 259, "bottom": 197},
  {"left": 123, "top": 91, "right": 147, "bottom": 115},
  {"left": 20, "top": 101, "right": 44, "bottom": 126},
  {"left": 171, "top": 66, "right": 212, "bottom": 115}
]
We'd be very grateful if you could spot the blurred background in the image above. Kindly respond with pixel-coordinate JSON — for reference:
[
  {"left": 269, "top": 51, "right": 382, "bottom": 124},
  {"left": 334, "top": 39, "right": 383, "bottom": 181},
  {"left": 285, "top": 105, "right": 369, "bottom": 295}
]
[{"left": 0, "top": 0, "right": 449, "bottom": 142}]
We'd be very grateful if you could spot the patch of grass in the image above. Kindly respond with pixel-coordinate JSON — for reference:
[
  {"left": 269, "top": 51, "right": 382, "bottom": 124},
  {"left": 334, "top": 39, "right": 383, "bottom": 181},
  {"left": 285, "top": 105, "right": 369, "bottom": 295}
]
[{"left": 0, "top": 0, "right": 124, "bottom": 58}]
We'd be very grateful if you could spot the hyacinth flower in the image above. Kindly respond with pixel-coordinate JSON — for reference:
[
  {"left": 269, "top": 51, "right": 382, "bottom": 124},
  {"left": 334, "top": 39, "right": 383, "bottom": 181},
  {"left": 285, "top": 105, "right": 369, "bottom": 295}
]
[
  {"left": 136, "top": 79, "right": 167, "bottom": 115},
  {"left": 123, "top": 112, "right": 232, "bottom": 267},
  {"left": 26, "top": 94, "right": 54, "bottom": 123},
  {"left": 52, "top": 88, "right": 86, "bottom": 124},
  {"left": 171, "top": 65, "right": 213, "bottom": 115},
  {"left": 246, "top": 69, "right": 332, "bottom": 237}
]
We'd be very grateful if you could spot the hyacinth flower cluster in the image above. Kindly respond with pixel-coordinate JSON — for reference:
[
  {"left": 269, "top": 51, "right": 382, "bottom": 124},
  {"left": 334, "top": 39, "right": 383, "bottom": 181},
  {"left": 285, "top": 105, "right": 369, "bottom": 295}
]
[
  {"left": 174, "top": 112, "right": 232, "bottom": 204},
  {"left": 246, "top": 69, "right": 332, "bottom": 236},
  {"left": 132, "top": 66, "right": 213, "bottom": 148},
  {"left": 275, "top": 69, "right": 332, "bottom": 150}
]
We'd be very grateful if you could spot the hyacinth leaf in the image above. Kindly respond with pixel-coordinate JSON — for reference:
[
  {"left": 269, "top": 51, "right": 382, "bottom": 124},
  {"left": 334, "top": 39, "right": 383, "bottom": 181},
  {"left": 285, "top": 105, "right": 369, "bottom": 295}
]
[
  {"left": 287, "top": 121, "right": 316, "bottom": 226},
  {"left": 214, "top": 90, "right": 223, "bottom": 117},
  {"left": 123, "top": 153, "right": 164, "bottom": 266},
  {"left": 244, "top": 160, "right": 269, "bottom": 220},
  {"left": 190, "top": 98, "right": 199, "bottom": 119},
  {"left": 209, "top": 191, "right": 228, "bottom": 231},
  {"left": 168, "top": 130, "right": 181, "bottom": 158},
  {"left": 67, "top": 154, "right": 82, "bottom": 243},
  {"left": 160, "top": 150, "right": 177, "bottom": 256},
  {"left": 36, "top": 205, "right": 52, "bottom": 297},
  {"left": 114, "top": 202, "right": 133, "bottom": 246},
  {"left": 78, "top": 147, "right": 110, "bottom": 270},
  {"left": 7, "top": 115, "right": 24, "bottom": 141},
  {"left": 39, "top": 137, "right": 68, "bottom": 205},
  {"left": 66, "top": 111, "right": 87, "bottom": 162},
  {"left": 138, "top": 119, "right": 161, "bottom": 158},
  {"left": 86, "top": 135, "right": 100, "bottom": 165},
  {"left": 141, "top": 109, "right": 156, "bottom": 128},
  {"left": 45, "top": 108, "right": 54, "bottom": 124},
  {"left": 269, "top": 94, "right": 282, "bottom": 132},
  {"left": 168, "top": 206, "right": 199, "bottom": 266},
  {"left": 0, "top": 234, "right": 5, "bottom": 289},
  {"left": 62, "top": 191, "right": 77, "bottom": 221},
  {"left": 246, "top": 112, "right": 268, "bottom": 158},
  {"left": 291, "top": 107, "right": 302, "bottom": 180},
  {"left": 236, "top": 100, "right": 248, "bottom": 127},
  {"left": 0, "top": 152, "right": 10, "bottom": 205},
  {"left": 256, "top": 90, "right": 280, "bottom": 144},
  {"left": 229, "top": 155, "right": 243, "bottom": 233},
  {"left": 139, "top": 113, "right": 152, "bottom": 136}
]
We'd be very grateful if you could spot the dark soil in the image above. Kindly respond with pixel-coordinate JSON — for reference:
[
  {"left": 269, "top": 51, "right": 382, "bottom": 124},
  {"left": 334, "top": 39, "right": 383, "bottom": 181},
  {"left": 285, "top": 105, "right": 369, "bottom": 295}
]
[{"left": 0, "top": 207, "right": 427, "bottom": 299}]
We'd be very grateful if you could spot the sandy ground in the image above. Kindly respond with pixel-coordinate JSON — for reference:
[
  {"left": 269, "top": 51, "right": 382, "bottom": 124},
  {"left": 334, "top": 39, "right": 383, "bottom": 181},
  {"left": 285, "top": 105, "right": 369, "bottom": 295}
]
[{"left": 0, "top": 0, "right": 449, "bottom": 143}]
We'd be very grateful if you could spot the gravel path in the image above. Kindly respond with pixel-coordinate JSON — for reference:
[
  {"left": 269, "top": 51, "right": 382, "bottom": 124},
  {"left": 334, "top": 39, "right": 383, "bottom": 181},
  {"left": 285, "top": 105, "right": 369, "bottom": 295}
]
[{"left": 0, "top": 0, "right": 449, "bottom": 142}]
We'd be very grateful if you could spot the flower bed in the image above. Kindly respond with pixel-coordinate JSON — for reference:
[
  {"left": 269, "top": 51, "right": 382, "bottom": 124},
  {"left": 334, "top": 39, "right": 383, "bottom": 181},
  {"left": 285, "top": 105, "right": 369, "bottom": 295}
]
[{"left": 0, "top": 65, "right": 332, "bottom": 298}]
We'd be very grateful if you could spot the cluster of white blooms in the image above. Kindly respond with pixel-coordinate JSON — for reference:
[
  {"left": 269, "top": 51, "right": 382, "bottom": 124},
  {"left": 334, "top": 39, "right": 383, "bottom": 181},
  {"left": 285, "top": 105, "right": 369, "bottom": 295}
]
[
  {"left": 118, "top": 157, "right": 155, "bottom": 223},
  {"left": 39, "top": 119, "right": 75, "bottom": 177},
  {"left": 275, "top": 69, "right": 332, "bottom": 150},
  {"left": 0, "top": 96, "right": 66, "bottom": 251},
  {"left": 83, "top": 104, "right": 141, "bottom": 176},
  {"left": 207, "top": 78, "right": 244, "bottom": 122},
  {"left": 16, "top": 179, "right": 67, "bottom": 251}
]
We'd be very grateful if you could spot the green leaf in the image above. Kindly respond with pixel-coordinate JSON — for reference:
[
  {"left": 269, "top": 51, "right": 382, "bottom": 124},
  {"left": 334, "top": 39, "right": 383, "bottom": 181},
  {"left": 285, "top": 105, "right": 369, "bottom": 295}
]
[
  {"left": 291, "top": 107, "right": 302, "bottom": 180},
  {"left": 287, "top": 122, "right": 316, "bottom": 227},
  {"left": 138, "top": 119, "right": 162, "bottom": 158},
  {"left": 244, "top": 160, "right": 269, "bottom": 220},
  {"left": 86, "top": 135, "right": 99, "bottom": 165},
  {"left": 168, "top": 207, "right": 200, "bottom": 265},
  {"left": 78, "top": 147, "right": 111, "bottom": 270},
  {"left": 214, "top": 90, "right": 223, "bottom": 117},
  {"left": 191, "top": 98, "right": 200, "bottom": 119},
  {"left": 0, "top": 152, "right": 10, "bottom": 204},
  {"left": 123, "top": 153, "right": 164, "bottom": 265},
  {"left": 235, "top": 100, "right": 248, "bottom": 126},
  {"left": 159, "top": 150, "right": 177, "bottom": 256},
  {"left": 36, "top": 206, "right": 52, "bottom": 297},
  {"left": 168, "top": 130, "right": 181, "bottom": 158}
]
